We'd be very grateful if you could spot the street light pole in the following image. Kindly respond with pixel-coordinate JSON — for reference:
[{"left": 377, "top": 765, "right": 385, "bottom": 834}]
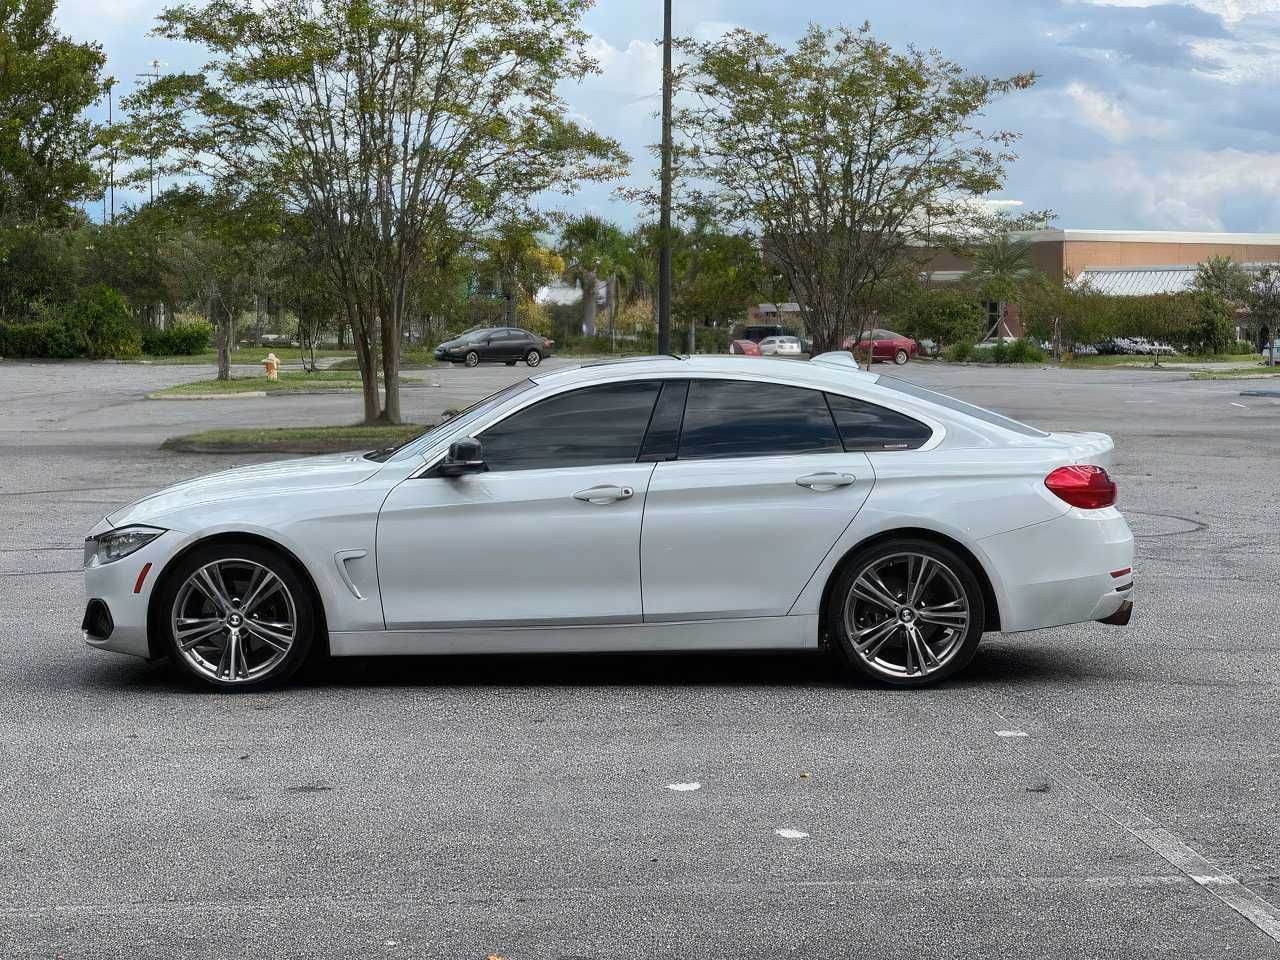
[{"left": 657, "top": 0, "right": 673, "bottom": 355}]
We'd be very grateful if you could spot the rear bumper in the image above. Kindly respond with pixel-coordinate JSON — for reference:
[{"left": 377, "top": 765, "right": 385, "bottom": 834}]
[{"left": 980, "top": 507, "right": 1134, "bottom": 633}]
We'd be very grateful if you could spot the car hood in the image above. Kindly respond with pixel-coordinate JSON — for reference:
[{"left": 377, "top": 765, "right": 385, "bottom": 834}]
[{"left": 105, "top": 453, "right": 386, "bottom": 530}]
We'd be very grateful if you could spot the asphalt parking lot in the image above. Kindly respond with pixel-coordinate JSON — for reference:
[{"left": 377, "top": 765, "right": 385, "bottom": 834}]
[{"left": 1, "top": 355, "right": 1278, "bottom": 957}]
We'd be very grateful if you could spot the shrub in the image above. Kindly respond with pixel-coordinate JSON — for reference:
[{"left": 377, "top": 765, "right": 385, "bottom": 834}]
[
  {"left": 946, "top": 338, "right": 1044, "bottom": 364},
  {"left": 142, "top": 322, "right": 212, "bottom": 356},
  {"left": 66, "top": 284, "right": 141, "bottom": 359},
  {"left": 0, "top": 318, "right": 81, "bottom": 358},
  {"left": 1005, "top": 338, "right": 1046, "bottom": 363}
]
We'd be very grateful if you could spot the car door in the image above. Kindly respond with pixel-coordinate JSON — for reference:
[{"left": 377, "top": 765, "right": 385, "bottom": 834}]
[
  {"left": 640, "top": 378, "right": 875, "bottom": 621},
  {"left": 376, "top": 380, "right": 663, "bottom": 629}
]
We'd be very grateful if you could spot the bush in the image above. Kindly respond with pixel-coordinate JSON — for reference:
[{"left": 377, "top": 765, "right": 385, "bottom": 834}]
[
  {"left": 0, "top": 318, "right": 82, "bottom": 358},
  {"left": 946, "top": 338, "right": 1044, "bottom": 364},
  {"left": 142, "top": 322, "right": 212, "bottom": 356},
  {"left": 66, "top": 284, "right": 141, "bottom": 359}
]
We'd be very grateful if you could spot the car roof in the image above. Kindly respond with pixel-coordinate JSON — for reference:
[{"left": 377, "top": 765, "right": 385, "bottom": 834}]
[{"left": 532, "top": 355, "right": 881, "bottom": 394}]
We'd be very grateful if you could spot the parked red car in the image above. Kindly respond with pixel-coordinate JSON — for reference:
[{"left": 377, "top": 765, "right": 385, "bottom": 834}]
[
  {"left": 729, "top": 339, "right": 763, "bottom": 356},
  {"left": 841, "top": 328, "right": 918, "bottom": 365}
]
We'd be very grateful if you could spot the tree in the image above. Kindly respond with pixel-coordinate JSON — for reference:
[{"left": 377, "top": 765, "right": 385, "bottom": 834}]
[
  {"left": 962, "top": 233, "right": 1040, "bottom": 337},
  {"left": 123, "top": 0, "right": 626, "bottom": 423},
  {"left": 558, "top": 214, "right": 625, "bottom": 336},
  {"left": 1247, "top": 267, "right": 1280, "bottom": 366},
  {"left": 673, "top": 23, "right": 1036, "bottom": 352},
  {"left": 895, "top": 286, "right": 985, "bottom": 352},
  {"left": 145, "top": 186, "right": 281, "bottom": 380},
  {"left": 1192, "top": 255, "right": 1251, "bottom": 307},
  {"left": 481, "top": 217, "right": 563, "bottom": 328},
  {"left": 0, "top": 0, "right": 105, "bottom": 227}
]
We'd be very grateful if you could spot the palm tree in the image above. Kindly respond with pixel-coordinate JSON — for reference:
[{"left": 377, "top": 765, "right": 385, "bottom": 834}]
[
  {"left": 558, "top": 215, "right": 625, "bottom": 336},
  {"left": 963, "top": 234, "right": 1039, "bottom": 337}
]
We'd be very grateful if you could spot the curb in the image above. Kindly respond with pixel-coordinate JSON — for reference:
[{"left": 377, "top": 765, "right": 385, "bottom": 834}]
[
  {"left": 147, "top": 391, "right": 268, "bottom": 400},
  {"left": 161, "top": 439, "right": 373, "bottom": 454}
]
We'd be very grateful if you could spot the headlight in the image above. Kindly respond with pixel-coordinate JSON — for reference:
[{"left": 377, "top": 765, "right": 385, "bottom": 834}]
[{"left": 84, "top": 526, "right": 164, "bottom": 567}]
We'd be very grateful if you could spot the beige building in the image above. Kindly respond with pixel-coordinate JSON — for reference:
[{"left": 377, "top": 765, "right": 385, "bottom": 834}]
[{"left": 922, "top": 229, "right": 1280, "bottom": 339}]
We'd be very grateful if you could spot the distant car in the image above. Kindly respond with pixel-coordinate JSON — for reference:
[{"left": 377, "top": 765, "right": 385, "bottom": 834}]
[
  {"left": 842, "top": 329, "right": 918, "bottom": 365},
  {"left": 759, "top": 335, "right": 803, "bottom": 357},
  {"left": 435, "top": 327, "right": 554, "bottom": 367},
  {"left": 729, "top": 339, "right": 762, "bottom": 356}
]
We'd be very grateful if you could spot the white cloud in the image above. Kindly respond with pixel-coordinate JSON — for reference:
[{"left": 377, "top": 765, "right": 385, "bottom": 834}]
[
  {"left": 584, "top": 35, "right": 661, "bottom": 101},
  {"left": 1066, "top": 149, "right": 1280, "bottom": 229},
  {"left": 1082, "top": 0, "right": 1280, "bottom": 23},
  {"left": 1064, "top": 82, "right": 1173, "bottom": 141}
]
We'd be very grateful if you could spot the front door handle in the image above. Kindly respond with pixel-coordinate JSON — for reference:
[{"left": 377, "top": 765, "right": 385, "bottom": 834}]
[
  {"left": 573, "top": 484, "right": 634, "bottom": 505},
  {"left": 795, "top": 472, "right": 856, "bottom": 491}
]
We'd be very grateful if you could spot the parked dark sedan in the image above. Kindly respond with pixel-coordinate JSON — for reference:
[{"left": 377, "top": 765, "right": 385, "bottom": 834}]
[{"left": 435, "top": 327, "right": 555, "bottom": 367}]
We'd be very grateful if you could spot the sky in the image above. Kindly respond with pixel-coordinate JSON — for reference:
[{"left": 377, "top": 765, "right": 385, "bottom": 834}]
[{"left": 61, "top": 0, "right": 1280, "bottom": 232}]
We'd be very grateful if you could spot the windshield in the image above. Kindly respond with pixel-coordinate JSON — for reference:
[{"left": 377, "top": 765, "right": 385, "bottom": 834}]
[
  {"left": 366, "top": 379, "right": 537, "bottom": 462},
  {"left": 877, "top": 376, "right": 1049, "bottom": 438}
]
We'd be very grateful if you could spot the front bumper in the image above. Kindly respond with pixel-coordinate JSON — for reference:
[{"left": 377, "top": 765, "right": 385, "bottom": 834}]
[
  {"left": 980, "top": 506, "right": 1134, "bottom": 633},
  {"left": 82, "top": 529, "right": 183, "bottom": 659}
]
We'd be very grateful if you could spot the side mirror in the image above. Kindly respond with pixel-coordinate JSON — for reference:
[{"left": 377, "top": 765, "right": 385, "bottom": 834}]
[{"left": 436, "top": 437, "right": 486, "bottom": 477}]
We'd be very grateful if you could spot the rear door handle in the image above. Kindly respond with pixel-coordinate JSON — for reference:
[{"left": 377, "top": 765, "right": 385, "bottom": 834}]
[
  {"left": 573, "top": 484, "right": 635, "bottom": 505},
  {"left": 795, "top": 472, "right": 856, "bottom": 491}
]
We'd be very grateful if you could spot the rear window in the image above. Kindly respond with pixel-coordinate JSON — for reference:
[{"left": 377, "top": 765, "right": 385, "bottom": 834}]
[
  {"left": 825, "top": 393, "right": 932, "bottom": 451},
  {"left": 877, "top": 376, "right": 1048, "bottom": 438},
  {"left": 679, "top": 379, "right": 842, "bottom": 460}
]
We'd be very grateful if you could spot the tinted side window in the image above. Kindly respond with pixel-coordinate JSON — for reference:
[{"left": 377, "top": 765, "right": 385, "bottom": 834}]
[
  {"left": 825, "top": 392, "right": 932, "bottom": 451},
  {"left": 478, "top": 381, "right": 661, "bottom": 472},
  {"left": 679, "top": 380, "right": 842, "bottom": 460}
]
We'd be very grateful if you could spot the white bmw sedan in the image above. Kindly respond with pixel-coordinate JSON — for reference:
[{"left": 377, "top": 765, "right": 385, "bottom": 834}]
[{"left": 83, "top": 354, "right": 1133, "bottom": 690}]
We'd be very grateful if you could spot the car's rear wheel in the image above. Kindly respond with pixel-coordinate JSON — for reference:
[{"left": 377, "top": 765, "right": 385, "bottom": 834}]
[
  {"left": 894, "top": 348, "right": 909, "bottom": 365},
  {"left": 464, "top": 350, "right": 480, "bottom": 367},
  {"left": 160, "top": 543, "right": 316, "bottom": 690},
  {"left": 525, "top": 349, "right": 542, "bottom": 367},
  {"left": 828, "top": 539, "right": 984, "bottom": 686}
]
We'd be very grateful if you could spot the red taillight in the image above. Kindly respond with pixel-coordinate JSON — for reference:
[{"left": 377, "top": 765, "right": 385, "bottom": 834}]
[{"left": 1045, "top": 465, "right": 1117, "bottom": 509}]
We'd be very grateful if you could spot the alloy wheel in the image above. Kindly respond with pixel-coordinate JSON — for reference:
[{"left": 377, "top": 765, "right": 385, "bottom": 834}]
[
  {"left": 843, "top": 552, "right": 970, "bottom": 680},
  {"left": 894, "top": 348, "right": 909, "bottom": 365},
  {"left": 526, "top": 350, "right": 541, "bottom": 366},
  {"left": 170, "top": 558, "right": 298, "bottom": 683},
  {"left": 465, "top": 351, "right": 479, "bottom": 367}
]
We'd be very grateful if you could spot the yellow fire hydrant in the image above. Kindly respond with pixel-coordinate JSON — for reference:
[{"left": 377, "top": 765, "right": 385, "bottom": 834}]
[{"left": 263, "top": 352, "right": 280, "bottom": 381}]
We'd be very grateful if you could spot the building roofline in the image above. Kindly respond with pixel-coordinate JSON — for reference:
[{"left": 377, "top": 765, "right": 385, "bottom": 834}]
[{"left": 1010, "top": 229, "right": 1280, "bottom": 245}]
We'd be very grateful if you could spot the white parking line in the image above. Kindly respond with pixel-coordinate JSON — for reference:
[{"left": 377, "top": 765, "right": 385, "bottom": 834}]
[
  {"left": 990, "top": 722, "right": 1280, "bottom": 943},
  {"left": 1231, "top": 402, "right": 1248, "bottom": 408}
]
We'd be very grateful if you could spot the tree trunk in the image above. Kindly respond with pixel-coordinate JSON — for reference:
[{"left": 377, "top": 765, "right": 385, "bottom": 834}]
[
  {"left": 608, "top": 274, "right": 618, "bottom": 351},
  {"left": 216, "top": 307, "right": 233, "bottom": 381},
  {"left": 582, "top": 271, "right": 597, "bottom": 335},
  {"left": 347, "top": 298, "right": 381, "bottom": 424},
  {"left": 380, "top": 301, "right": 402, "bottom": 426}
]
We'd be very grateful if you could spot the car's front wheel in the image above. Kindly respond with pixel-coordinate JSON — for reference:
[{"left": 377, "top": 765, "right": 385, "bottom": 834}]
[
  {"left": 894, "top": 348, "right": 910, "bottom": 365},
  {"left": 159, "top": 543, "right": 317, "bottom": 690},
  {"left": 525, "top": 349, "right": 542, "bottom": 367},
  {"left": 828, "top": 539, "right": 984, "bottom": 686},
  {"left": 464, "top": 350, "right": 480, "bottom": 367}
]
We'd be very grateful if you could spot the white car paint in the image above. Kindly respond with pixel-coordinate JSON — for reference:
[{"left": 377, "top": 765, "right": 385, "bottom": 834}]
[{"left": 83, "top": 356, "right": 1133, "bottom": 674}]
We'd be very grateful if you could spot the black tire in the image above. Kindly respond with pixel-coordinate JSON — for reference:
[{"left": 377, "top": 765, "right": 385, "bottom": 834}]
[
  {"left": 504, "top": 360, "right": 517, "bottom": 366},
  {"left": 894, "top": 348, "right": 909, "bottom": 365},
  {"left": 525, "top": 349, "right": 542, "bottom": 367},
  {"left": 157, "top": 542, "right": 318, "bottom": 691},
  {"left": 827, "top": 538, "right": 985, "bottom": 687},
  {"left": 464, "top": 350, "right": 480, "bottom": 368}
]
